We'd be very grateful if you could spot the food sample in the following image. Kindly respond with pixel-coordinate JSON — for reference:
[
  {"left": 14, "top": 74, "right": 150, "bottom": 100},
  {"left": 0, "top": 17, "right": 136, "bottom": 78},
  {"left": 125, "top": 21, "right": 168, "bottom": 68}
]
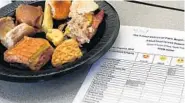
[
  {"left": 0, "top": 17, "right": 15, "bottom": 40},
  {"left": 48, "top": 0, "right": 71, "bottom": 20},
  {"left": 88, "top": 10, "right": 104, "bottom": 39},
  {"left": 4, "top": 36, "right": 54, "bottom": 71},
  {"left": 58, "top": 23, "right": 67, "bottom": 31},
  {"left": 1, "top": 23, "right": 36, "bottom": 48},
  {"left": 63, "top": 0, "right": 104, "bottom": 44},
  {"left": 65, "top": 9, "right": 104, "bottom": 44},
  {"left": 70, "top": 0, "right": 99, "bottom": 14},
  {"left": 46, "top": 29, "right": 64, "bottom": 46},
  {"left": 42, "top": 1, "right": 53, "bottom": 33},
  {"left": 16, "top": 4, "right": 43, "bottom": 28},
  {"left": 52, "top": 39, "right": 82, "bottom": 67},
  {"left": 0, "top": 0, "right": 105, "bottom": 71}
]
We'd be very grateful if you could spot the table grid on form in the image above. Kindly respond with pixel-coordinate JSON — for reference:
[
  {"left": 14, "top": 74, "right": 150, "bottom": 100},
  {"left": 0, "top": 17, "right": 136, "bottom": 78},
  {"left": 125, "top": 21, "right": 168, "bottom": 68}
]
[{"left": 82, "top": 52, "right": 185, "bottom": 103}]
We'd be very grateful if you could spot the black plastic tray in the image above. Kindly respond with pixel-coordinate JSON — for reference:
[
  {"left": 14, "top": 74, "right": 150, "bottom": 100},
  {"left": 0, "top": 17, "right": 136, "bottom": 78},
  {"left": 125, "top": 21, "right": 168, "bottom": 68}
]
[{"left": 0, "top": 1, "right": 120, "bottom": 82}]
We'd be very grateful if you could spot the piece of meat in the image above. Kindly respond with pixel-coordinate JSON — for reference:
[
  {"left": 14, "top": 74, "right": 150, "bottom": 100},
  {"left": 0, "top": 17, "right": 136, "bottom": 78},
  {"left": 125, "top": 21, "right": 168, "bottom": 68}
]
[
  {"left": 92, "top": 10, "right": 104, "bottom": 29},
  {"left": 65, "top": 9, "right": 104, "bottom": 45},
  {"left": 16, "top": 4, "right": 43, "bottom": 28},
  {"left": 0, "top": 17, "right": 15, "bottom": 40},
  {"left": 1, "top": 23, "right": 36, "bottom": 48},
  {"left": 4, "top": 36, "right": 54, "bottom": 71},
  {"left": 65, "top": 13, "right": 90, "bottom": 44},
  {"left": 87, "top": 10, "right": 104, "bottom": 39},
  {"left": 33, "top": 47, "right": 54, "bottom": 71}
]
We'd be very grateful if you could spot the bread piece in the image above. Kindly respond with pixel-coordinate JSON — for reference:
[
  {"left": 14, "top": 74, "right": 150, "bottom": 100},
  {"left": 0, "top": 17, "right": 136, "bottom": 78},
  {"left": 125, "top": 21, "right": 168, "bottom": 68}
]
[
  {"left": 48, "top": 0, "right": 71, "bottom": 20},
  {"left": 0, "top": 17, "right": 15, "bottom": 39},
  {"left": 16, "top": 4, "right": 43, "bottom": 28},
  {"left": 1, "top": 23, "right": 36, "bottom": 49},
  {"left": 46, "top": 29, "right": 64, "bottom": 46},
  {"left": 42, "top": 1, "right": 53, "bottom": 33},
  {"left": 52, "top": 39, "right": 82, "bottom": 67},
  {"left": 4, "top": 36, "right": 54, "bottom": 71},
  {"left": 70, "top": 0, "right": 99, "bottom": 14}
]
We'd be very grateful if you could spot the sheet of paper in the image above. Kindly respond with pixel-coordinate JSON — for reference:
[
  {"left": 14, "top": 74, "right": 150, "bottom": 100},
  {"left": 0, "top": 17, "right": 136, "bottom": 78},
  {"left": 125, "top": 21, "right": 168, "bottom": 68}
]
[{"left": 73, "top": 26, "right": 185, "bottom": 103}]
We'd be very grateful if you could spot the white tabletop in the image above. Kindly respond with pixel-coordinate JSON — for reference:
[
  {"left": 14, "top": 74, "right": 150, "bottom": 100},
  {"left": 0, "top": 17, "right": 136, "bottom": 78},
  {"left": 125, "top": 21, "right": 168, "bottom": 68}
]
[
  {"left": 132, "top": 0, "right": 184, "bottom": 10},
  {"left": 0, "top": 1, "right": 184, "bottom": 103}
]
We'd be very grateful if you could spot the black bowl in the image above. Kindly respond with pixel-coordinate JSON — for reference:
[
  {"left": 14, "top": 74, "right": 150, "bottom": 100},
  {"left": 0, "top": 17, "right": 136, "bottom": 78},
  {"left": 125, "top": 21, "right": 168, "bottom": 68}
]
[{"left": 0, "top": 1, "right": 120, "bottom": 82}]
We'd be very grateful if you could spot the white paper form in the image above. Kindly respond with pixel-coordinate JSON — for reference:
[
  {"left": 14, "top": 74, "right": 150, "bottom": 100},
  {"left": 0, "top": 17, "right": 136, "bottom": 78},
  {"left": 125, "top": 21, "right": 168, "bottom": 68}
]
[{"left": 73, "top": 26, "right": 185, "bottom": 103}]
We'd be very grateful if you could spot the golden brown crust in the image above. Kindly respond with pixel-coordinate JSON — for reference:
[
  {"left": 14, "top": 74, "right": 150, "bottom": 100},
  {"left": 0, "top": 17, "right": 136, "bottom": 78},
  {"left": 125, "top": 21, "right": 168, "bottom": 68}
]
[
  {"left": 5, "top": 37, "right": 47, "bottom": 60},
  {"left": 49, "top": 0, "right": 71, "bottom": 20},
  {"left": 16, "top": 4, "right": 43, "bottom": 28},
  {"left": 4, "top": 36, "right": 53, "bottom": 70},
  {"left": 52, "top": 39, "right": 82, "bottom": 67}
]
